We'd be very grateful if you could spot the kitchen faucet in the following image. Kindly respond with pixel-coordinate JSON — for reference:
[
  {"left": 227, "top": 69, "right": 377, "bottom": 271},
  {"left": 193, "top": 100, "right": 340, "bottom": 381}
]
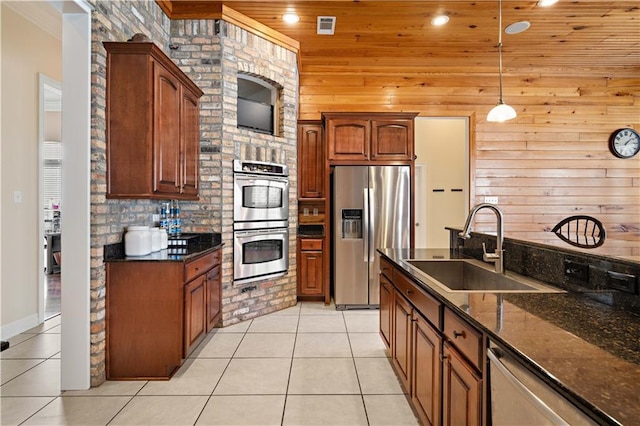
[{"left": 459, "top": 203, "right": 505, "bottom": 274}]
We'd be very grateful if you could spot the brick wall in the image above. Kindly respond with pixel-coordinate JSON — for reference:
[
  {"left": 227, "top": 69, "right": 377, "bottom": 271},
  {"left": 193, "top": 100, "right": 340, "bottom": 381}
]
[
  {"left": 89, "top": 1, "right": 298, "bottom": 386},
  {"left": 90, "top": 0, "right": 172, "bottom": 387},
  {"left": 169, "top": 19, "right": 299, "bottom": 326}
]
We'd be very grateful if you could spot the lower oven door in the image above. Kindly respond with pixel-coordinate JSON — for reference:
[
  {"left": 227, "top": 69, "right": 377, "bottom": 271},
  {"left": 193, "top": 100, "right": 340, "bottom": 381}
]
[{"left": 234, "top": 227, "right": 289, "bottom": 285}]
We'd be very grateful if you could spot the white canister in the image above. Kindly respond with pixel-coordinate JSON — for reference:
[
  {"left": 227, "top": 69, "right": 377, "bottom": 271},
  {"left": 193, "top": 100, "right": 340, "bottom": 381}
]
[
  {"left": 159, "top": 228, "right": 168, "bottom": 250},
  {"left": 150, "top": 227, "right": 161, "bottom": 252},
  {"left": 125, "top": 226, "right": 152, "bottom": 256}
]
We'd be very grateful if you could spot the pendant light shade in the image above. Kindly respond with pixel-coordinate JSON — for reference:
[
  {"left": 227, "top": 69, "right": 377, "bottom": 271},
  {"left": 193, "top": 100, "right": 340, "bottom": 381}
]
[
  {"left": 487, "top": 101, "right": 517, "bottom": 122},
  {"left": 487, "top": 0, "right": 517, "bottom": 122}
]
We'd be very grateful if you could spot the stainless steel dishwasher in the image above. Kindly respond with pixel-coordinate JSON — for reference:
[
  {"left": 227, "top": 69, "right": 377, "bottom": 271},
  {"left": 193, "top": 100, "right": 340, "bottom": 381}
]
[{"left": 488, "top": 345, "right": 598, "bottom": 425}]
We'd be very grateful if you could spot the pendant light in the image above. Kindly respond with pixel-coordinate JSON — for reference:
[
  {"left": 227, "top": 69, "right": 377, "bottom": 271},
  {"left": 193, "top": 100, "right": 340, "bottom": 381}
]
[{"left": 487, "top": 0, "right": 517, "bottom": 122}]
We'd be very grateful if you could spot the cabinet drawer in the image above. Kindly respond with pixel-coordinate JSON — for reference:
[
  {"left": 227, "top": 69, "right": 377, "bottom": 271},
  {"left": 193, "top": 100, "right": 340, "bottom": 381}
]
[
  {"left": 380, "top": 257, "right": 393, "bottom": 280},
  {"left": 393, "top": 269, "right": 441, "bottom": 330},
  {"left": 444, "top": 307, "right": 483, "bottom": 370},
  {"left": 185, "top": 251, "right": 219, "bottom": 282},
  {"left": 300, "top": 239, "right": 323, "bottom": 251}
]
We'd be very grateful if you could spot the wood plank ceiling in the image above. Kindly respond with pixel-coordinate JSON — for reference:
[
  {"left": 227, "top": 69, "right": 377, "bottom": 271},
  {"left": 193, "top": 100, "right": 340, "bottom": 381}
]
[{"left": 158, "top": 1, "right": 640, "bottom": 76}]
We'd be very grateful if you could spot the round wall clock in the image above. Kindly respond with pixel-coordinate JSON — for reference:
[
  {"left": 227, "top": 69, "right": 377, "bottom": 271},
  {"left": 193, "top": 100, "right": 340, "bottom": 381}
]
[{"left": 609, "top": 128, "right": 640, "bottom": 159}]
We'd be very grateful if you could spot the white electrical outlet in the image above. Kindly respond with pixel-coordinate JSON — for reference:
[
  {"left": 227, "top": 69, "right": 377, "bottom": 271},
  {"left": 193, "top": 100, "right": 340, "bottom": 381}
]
[
  {"left": 484, "top": 196, "right": 499, "bottom": 204},
  {"left": 152, "top": 214, "right": 160, "bottom": 222}
]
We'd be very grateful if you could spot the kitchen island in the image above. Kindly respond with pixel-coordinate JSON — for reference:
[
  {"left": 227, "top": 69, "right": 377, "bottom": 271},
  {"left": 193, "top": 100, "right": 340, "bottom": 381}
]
[{"left": 379, "top": 248, "right": 639, "bottom": 426}]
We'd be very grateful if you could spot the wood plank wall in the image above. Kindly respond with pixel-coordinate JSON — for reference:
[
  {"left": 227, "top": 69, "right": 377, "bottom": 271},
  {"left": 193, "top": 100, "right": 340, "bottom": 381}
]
[{"left": 299, "top": 71, "right": 640, "bottom": 259}]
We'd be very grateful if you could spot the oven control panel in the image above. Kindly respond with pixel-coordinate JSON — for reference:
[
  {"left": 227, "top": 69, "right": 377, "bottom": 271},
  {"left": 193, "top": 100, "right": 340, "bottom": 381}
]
[{"left": 233, "top": 159, "right": 289, "bottom": 177}]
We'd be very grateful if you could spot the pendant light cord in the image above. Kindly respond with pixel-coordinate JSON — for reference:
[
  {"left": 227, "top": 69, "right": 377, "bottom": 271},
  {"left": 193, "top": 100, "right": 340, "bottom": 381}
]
[{"left": 497, "top": 0, "right": 504, "bottom": 103}]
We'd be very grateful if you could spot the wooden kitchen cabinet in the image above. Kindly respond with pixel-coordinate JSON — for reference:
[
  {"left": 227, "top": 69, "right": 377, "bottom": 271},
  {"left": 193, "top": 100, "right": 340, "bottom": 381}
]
[
  {"left": 297, "top": 238, "right": 324, "bottom": 297},
  {"left": 184, "top": 274, "right": 207, "bottom": 355},
  {"left": 381, "top": 256, "right": 485, "bottom": 426},
  {"left": 392, "top": 289, "right": 413, "bottom": 393},
  {"left": 104, "top": 41, "right": 203, "bottom": 200},
  {"left": 413, "top": 312, "right": 443, "bottom": 426},
  {"left": 206, "top": 265, "right": 222, "bottom": 331},
  {"left": 443, "top": 341, "right": 483, "bottom": 426},
  {"left": 298, "top": 121, "right": 325, "bottom": 198},
  {"left": 324, "top": 112, "right": 417, "bottom": 162},
  {"left": 379, "top": 274, "right": 394, "bottom": 349},
  {"left": 106, "top": 247, "right": 221, "bottom": 379}
]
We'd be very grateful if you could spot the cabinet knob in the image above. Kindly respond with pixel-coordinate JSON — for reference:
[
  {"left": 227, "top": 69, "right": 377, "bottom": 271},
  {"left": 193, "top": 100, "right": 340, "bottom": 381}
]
[
  {"left": 406, "top": 289, "right": 413, "bottom": 296},
  {"left": 453, "top": 330, "right": 466, "bottom": 339}
]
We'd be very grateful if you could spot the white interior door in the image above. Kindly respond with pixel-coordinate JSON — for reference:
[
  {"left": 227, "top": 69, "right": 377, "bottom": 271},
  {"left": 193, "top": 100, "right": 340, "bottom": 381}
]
[{"left": 414, "top": 117, "right": 468, "bottom": 249}]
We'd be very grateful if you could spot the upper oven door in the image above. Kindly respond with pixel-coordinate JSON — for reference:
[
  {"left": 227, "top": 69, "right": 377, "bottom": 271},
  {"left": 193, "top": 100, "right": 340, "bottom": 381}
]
[{"left": 233, "top": 174, "right": 289, "bottom": 222}]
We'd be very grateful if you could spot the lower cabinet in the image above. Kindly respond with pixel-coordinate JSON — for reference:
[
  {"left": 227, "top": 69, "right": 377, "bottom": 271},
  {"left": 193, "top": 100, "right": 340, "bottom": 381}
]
[
  {"left": 413, "top": 312, "right": 443, "bottom": 426},
  {"left": 183, "top": 275, "right": 207, "bottom": 356},
  {"left": 392, "top": 290, "right": 413, "bottom": 392},
  {"left": 380, "top": 256, "right": 485, "bottom": 426},
  {"left": 106, "top": 247, "right": 222, "bottom": 379},
  {"left": 183, "top": 250, "right": 222, "bottom": 356},
  {"left": 206, "top": 265, "right": 222, "bottom": 331},
  {"left": 443, "top": 342, "right": 483, "bottom": 426},
  {"left": 379, "top": 274, "right": 394, "bottom": 348},
  {"left": 297, "top": 238, "right": 325, "bottom": 298}
]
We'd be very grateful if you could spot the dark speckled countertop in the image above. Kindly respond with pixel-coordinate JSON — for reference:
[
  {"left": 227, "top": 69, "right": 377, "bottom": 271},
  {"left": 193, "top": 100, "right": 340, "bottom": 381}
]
[
  {"left": 379, "top": 248, "right": 640, "bottom": 426},
  {"left": 104, "top": 233, "right": 223, "bottom": 262}
]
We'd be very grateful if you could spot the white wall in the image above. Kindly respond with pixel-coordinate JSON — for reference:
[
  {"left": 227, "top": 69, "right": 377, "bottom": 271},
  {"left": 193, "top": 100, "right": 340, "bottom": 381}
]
[
  {"left": 1, "top": 4, "right": 62, "bottom": 337},
  {"left": 414, "top": 117, "right": 468, "bottom": 248}
]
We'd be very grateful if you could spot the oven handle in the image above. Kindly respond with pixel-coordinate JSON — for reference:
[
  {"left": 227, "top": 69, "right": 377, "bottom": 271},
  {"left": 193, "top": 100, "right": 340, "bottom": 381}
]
[
  {"left": 234, "top": 228, "right": 289, "bottom": 237},
  {"left": 234, "top": 174, "right": 289, "bottom": 184}
]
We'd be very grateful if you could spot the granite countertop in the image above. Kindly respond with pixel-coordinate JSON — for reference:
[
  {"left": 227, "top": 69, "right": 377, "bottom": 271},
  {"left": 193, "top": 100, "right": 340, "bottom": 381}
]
[
  {"left": 379, "top": 248, "right": 640, "bottom": 426},
  {"left": 104, "top": 233, "right": 223, "bottom": 262}
]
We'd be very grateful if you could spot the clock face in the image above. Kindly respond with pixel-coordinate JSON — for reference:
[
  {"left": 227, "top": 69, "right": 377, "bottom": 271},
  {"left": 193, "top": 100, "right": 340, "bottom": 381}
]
[{"left": 610, "top": 128, "right": 640, "bottom": 159}]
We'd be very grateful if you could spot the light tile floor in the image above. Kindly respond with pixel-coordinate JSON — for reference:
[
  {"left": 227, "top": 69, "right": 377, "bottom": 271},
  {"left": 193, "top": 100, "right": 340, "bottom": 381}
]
[{"left": 0, "top": 302, "right": 418, "bottom": 425}]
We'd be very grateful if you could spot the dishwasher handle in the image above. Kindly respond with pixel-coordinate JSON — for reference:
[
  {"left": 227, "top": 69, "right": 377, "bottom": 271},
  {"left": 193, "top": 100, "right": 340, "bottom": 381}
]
[{"left": 488, "top": 348, "right": 571, "bottom": 426}]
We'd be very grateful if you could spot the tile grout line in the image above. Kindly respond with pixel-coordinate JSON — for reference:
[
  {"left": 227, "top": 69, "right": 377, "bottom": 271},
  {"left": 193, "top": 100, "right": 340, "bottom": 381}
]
[{"left": 280, "top": 305, "right": 301, "bottom": 425}]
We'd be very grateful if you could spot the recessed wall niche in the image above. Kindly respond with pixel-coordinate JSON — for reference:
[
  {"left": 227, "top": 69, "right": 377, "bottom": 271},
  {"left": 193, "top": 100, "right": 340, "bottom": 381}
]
[{"left": 237, "top": 73, "right": 282, "bottom": 136}]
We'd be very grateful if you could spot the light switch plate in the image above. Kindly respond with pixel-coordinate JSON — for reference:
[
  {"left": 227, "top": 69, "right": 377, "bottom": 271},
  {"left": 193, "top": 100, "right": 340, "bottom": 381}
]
[{"left": 14, "top": 191, "right": 22, "bottom": 203}]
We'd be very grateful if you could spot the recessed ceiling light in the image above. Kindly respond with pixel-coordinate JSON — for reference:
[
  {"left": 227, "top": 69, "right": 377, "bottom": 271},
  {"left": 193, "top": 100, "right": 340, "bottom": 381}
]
[
  {"left": 537, "top": 0, "right": 559, "bottom": 7},
  {"left": 431, "top": 15, "right": 450, "bottom": 26},
  {"left": 505, "top": 21, "right": 530, "bottom": 34},
  {"left": 282, "top": 12, "right": 300, "bottom": 24}
]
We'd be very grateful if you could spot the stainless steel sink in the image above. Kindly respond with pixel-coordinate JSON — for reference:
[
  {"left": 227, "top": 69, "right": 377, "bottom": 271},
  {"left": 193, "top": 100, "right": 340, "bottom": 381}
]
[{"left": 403, "top": 259, "right": 565, "bottom": 293}]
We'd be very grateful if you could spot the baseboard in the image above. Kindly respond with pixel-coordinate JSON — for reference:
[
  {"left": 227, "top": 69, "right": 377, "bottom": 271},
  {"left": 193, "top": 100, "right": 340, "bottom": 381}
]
[{"left": 0, "top": 313, "right": 40, "bottom": 340}]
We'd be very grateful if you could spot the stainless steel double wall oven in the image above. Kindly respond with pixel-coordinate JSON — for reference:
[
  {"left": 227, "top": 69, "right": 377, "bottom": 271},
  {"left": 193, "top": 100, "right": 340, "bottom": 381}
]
[{"left": 233, "top": 160, "right": 290, "bottom": 285}]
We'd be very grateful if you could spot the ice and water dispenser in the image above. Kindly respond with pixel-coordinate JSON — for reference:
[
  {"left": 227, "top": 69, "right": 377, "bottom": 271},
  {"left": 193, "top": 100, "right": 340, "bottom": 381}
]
[{"left": 341, "top": 209, "right": 363, "bottom": 239}]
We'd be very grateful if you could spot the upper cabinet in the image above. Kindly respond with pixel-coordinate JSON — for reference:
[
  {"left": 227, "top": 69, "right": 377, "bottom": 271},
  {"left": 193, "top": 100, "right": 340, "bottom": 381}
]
[
  {"left": 297, "top": 121, "right": 325, "bottom": 198},
  {"left": 324, "top": 112, "right": 417, "bottom": 163},
  {"left": 104, "top": 41, "right": 204, "bottom": 200}
]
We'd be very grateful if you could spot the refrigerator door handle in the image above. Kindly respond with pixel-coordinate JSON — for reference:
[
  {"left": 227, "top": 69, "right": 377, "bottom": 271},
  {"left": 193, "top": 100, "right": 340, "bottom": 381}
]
[
  {"left": 368, "top": 188, "right": 375, "bottom": 261},
  {"left": 363, "top": 188, "right": 369, "bottom": 262}
]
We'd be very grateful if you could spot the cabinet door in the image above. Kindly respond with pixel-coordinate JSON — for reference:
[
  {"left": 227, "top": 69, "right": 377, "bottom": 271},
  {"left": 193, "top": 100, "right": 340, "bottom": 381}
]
[
  {"left": 298, "top": 123, "right": 325, "bottom": 198},
  {"left": 412, "top": 313, "right": 442, "bottom": 426},
  {"left": 392, "top": 291, "right": 412, "bottom": 392},
  {"left": 181, "top": 88, "right": 200, "bottom": 197},
  {"left": 184, "top": 275, "right": 207, "bottom": 356},
  {"left": 206, "top": 265, "right": 222, "bottom": 331},
  {"left": 326, "top": 118, "right": 370, "bottom": 161},
  {"left": 371, "top": 119, "right": 414, "bottom": 161},
  {"left": 298, "top": 248, "right": 324, "bottom": 296},
  {"left": 153, "top": 62, "right": 182, "bottom": 195},
  {"left": 443, "top": 342, "right": 483, "bottom": 426},
  {"left": 379, "top": 274, "right": 393, "bottom": 349}
]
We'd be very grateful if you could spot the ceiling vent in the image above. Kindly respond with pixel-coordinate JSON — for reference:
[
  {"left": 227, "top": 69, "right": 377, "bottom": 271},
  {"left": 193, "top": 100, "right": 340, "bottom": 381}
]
[{"left": 317, "top": 16, "right": 336, "bottom": 35}]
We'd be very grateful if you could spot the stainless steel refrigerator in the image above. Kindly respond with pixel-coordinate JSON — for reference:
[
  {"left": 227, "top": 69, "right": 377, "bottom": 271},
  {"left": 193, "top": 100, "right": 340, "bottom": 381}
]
[{"left": 333, "top": 166, "right": 411, "bottom": 308}]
